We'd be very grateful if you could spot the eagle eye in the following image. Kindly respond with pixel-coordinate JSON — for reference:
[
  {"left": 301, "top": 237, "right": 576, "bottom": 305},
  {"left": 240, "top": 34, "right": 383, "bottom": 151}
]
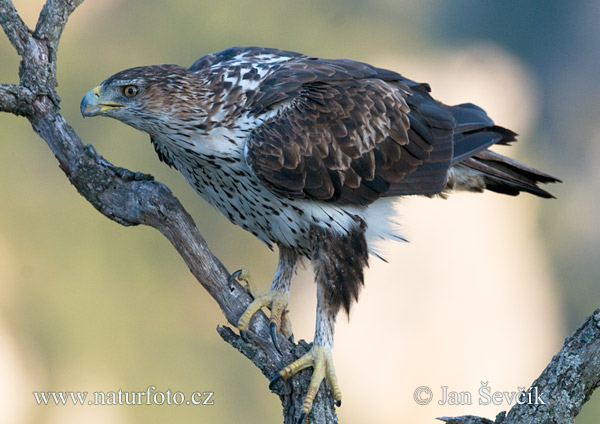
[{"left": 123, "top": 85, "right": 138, "bottom": 98}]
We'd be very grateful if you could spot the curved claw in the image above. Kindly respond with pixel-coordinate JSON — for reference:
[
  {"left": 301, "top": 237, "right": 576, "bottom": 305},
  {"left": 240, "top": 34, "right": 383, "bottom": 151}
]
[
  {"left": 273, "top": 345, "right": 342, "bottom": 418},
  {"left": 240, "top": 329, "right": 249, "bottom": 343},
  {"left": 297, "top": 411, "right": 307, "bottom": 424},
  {"left": 270, "top": 322, "right": 282, "bottom": 354},
  {"left": 230, "top": 269, "right": 260, "bottom": 300},
  {"left": 269, "top": 372, "right": 282, "bottom": 390},
  {"left": 229, "top": 269, "right": 243, "bottom": 283},
  {"left": 237, "top": 288, "right": 291, "bottom": 354}
]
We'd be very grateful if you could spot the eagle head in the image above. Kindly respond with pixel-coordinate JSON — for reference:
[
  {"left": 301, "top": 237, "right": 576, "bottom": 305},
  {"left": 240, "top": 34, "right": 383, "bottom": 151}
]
[{"left": 80, "top": 64, "right": 204, "bottom": 134}]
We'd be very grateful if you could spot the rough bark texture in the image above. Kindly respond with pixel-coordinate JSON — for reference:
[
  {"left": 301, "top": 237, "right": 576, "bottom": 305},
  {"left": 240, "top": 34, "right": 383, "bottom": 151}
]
[
  {"left": 0, "top": 1, "right": 336, "bottom": 423},
  {"left": 0, "top": 1, "right": 598, "bottom": 423},
  {"left": 439, "top": 309, "right": 600, "bottom": 424}
]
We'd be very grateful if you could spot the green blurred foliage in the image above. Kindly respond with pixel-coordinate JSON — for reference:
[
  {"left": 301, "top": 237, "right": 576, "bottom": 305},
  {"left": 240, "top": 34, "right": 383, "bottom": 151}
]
[{"left": 1, "top": 0, "right": 598, "bottom": 423}]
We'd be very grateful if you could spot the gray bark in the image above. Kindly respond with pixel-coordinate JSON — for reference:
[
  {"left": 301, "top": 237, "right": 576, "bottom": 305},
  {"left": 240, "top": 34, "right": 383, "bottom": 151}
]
[
  {"left": 0, "top": 1, "right": 598, "bottom": 423},
  {"left": 0, "top": 1, "right": 335, "bottom": 422},
  {"left": 439, "top": 309, "right": 600, "bottom": 424}
]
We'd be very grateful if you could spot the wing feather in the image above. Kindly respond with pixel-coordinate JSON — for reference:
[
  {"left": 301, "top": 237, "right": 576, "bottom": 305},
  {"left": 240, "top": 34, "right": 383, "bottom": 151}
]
[
  {"left": 187, "top": 47, "right": 557, "bottom": 202},
  {"left": 244, "top": 57, "right": 456, "bottom": 205}
]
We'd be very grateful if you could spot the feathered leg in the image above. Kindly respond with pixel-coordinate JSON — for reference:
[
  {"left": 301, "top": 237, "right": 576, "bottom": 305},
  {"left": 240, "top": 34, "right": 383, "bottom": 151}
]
[
  {"left": 269, "top": 283, "right": 342, "bottom": 423},
  {"left": 270, "top": 223, "right": 368, "bottom": 423},
  {"left": 236, "top": 245, "right": 298, "bottom": 352}
]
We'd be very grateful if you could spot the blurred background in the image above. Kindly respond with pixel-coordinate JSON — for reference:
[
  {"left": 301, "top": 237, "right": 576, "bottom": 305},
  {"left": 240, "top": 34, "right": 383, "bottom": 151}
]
[{"left": 0, "top": 1, "right": 598, "bottom": 423}]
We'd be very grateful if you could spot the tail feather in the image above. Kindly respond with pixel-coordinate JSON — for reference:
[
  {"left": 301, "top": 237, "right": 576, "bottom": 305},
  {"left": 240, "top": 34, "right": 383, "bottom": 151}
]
[
  {"left": 448, "top": 103, "right": 517, "bottom": 165},
  {"left": 460, "top": 150, "right": 561, "bottom": 199},
  {"left": 447, "top": 102, "right": 494, "bottom": 133},
  {"left": 386, "top": 101, "right": 560, "bottom": 199},
  {"left": 444, "top": 103, "right": 560, "bottom": 199},
  {"left": 450, "top": 125, "right": 516, "bottom": 165}
]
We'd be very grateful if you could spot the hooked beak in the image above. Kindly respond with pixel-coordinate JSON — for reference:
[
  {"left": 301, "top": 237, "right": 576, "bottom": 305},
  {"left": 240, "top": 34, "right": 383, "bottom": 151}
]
[{"left": 80, "top": 86, "right": 125, "bottom": 117}]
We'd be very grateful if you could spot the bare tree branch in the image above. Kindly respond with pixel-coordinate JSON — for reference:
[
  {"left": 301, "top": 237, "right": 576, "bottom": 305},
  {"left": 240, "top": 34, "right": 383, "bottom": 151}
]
[
  {"left": 0, "top": 0, "right": 31, "bottom": 55},
  {"left": 35, "top": 0, "right": 83, "bottom": 64},
  {"left": 504, "top": 308, "right": 600, "bottom": 422},
  {"left": 35, "top": 0, "right": 83, "bottom": 41},
  {"left": 440, "top": 309, "right": 600, "bottom": 424},
  {"left": 1, "top": 1, "right": 598, "bottom": 424},
  {"left": 0, "top": 1, "right": 335, "bottom": 422},
  {"left": 0, "top": 83, "right": 35, "bottom": 115},
  {"left": 438, "top": 416, "right": 495, "bottom": 424}
]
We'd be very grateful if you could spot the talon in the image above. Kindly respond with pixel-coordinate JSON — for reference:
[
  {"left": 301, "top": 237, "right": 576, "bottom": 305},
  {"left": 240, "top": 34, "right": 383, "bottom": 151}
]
[
  {"left": 230, "top": 269, "right": 261, "bottom": 299},
  {"left": 269, "top": 372, "right": 283, "bottom": 390},
  {"left": 229, "top": 269, "right": 243, "bottom": 283},
  {"left": 236, "top": 287, "right": 291, "bottom": 352},
  {"left": 297, "top": 411, "right": 307, "bottom": 424},
  {"left": 273, "top": 345, "right": 342, "bottom": 418},
  {"left": 270, "top": 322, "right": 282, "bottom": 354},
  {"left": 240, "top": 330, "right": 249, "bottom": 343}
]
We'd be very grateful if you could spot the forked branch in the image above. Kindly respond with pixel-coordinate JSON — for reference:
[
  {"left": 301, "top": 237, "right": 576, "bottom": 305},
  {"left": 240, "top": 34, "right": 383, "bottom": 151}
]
[
  {"left": 0, "top": 1, "right": 598, "bottom": 423},
  {"left": 0, "top": 1, "right": 334, "bottom": 422}
]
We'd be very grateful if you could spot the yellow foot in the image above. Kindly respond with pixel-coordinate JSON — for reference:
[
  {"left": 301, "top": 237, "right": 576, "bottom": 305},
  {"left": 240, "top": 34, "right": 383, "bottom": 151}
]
[
  {"left": 232, "top": 269, "right": 293, "bottom": 353},
  {"left": 269, "top": 345, "right": 342, "bottom": 423}
]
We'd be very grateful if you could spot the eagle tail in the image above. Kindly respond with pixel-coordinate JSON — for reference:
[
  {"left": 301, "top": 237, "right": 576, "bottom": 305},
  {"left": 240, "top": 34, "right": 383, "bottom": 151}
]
[
  {"left": 447, "top": 102, "right": 512, "bottom": 165},
  {"left": 450, "top": 150, "right": 561, "bottom": 198},
  {"left": 445, "top": 103, "right": 561, "bottom": 198}
]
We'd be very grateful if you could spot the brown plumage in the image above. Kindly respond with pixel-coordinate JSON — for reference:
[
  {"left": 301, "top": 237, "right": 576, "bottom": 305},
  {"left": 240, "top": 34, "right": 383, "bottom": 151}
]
[{"left": 81, "top": 46, "right": 560, "bottom": 421}]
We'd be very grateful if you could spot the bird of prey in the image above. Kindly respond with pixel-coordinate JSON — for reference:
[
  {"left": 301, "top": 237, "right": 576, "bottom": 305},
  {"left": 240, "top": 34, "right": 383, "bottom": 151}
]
[{"left": 81, "top": 46, "right": 559, "bottom": 422}]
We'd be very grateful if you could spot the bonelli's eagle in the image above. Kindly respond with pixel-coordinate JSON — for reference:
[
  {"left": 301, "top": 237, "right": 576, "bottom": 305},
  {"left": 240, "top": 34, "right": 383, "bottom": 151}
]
[{"left": 81, "top": 46, "right": 559, "bottom": 422}]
